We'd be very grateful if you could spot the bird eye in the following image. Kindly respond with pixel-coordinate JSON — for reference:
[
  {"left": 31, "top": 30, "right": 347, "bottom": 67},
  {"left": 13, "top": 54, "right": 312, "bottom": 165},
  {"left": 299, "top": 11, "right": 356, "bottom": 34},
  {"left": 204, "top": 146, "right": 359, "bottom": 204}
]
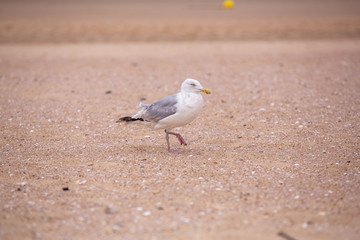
[{"left": 190, "top": 83, "right": 196, "bottom": 87}]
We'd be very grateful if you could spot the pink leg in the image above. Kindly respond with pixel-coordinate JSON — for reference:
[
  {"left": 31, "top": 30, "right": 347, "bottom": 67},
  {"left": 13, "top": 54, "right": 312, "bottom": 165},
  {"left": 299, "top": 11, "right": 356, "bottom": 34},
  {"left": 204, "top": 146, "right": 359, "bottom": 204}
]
[
  {"left": 165, "top": 131, "right": 172, "bottom": 152},
  {"left": 165, "top": 130, "right": 187, "bottom": 153},
  {"left": 167, "top": 131, "right": 187, "bottom": 146}
]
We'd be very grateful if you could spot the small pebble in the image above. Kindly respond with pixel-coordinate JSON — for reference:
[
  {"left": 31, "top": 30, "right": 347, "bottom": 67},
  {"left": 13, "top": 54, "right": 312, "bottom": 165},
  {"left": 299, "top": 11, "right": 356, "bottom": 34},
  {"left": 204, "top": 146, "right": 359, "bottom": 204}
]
[
  {"left": 62, "top": 187, "right": 69, "bottom": 191},
  {"left": 33, "top": 232, "right": 41, "bottom": 239},
  {"left": 105, "top": 205, "right": 119, "bottom": 214},
  {"left": 112, "top": 222, "right": 123, "bottom": 231},
  {"left": 143, "top": 211, "right": 151, "bottom": 216},
  {"left": 105, "top": 90, "right": 112, "bottom": 94},
  {"left": 318, "top": 211, "right": 326, "bottom": 216},
  {"left": 77, "top": 180, "right": 86, "bottom": 185}
]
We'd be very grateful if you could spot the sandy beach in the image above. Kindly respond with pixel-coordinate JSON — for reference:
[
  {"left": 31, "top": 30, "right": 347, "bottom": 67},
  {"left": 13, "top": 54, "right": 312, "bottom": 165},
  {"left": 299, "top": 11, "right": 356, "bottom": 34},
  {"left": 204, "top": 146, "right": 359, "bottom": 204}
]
[{"left": 1, "top": 1, "right": 360, "bottom": 239}]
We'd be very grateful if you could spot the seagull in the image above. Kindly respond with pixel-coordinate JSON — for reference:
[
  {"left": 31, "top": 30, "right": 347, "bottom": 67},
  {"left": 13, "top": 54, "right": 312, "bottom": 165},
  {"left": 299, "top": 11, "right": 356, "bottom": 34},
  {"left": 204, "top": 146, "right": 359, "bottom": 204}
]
[{"left": 117, "top": 78, "right": 210, "bottom": 152}]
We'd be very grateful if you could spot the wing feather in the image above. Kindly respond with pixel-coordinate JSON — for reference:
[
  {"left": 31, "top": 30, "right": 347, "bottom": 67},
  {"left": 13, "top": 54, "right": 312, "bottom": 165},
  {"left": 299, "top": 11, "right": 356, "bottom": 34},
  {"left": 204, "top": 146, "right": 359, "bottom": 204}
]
[{"left": 141, "top": 94, "right": 178, "bottom": 122}]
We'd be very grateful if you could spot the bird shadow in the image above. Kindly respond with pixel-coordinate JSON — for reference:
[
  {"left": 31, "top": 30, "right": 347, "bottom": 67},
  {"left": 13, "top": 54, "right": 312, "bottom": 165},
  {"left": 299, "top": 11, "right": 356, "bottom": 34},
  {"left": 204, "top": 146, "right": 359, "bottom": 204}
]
[{"left": 129, "top": 143, "right": 199, "bottom": 155}]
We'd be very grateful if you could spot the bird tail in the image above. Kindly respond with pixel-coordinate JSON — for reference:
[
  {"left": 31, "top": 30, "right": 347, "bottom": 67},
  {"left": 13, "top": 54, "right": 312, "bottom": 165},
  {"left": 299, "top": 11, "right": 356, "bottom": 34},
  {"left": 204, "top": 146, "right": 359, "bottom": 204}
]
[
  {"left": 116, "top": 116, "right": 144, "bottom": 123},
  {"left": 117, "top": 103, "right": 148, "bottom": 123}
]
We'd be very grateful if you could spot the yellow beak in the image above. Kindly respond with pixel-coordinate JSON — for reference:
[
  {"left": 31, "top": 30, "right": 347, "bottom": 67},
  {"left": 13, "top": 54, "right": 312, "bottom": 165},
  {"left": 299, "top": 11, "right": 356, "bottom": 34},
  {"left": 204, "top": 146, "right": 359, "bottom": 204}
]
[{"left": 201, "top": 89, "right": 211, "bottom": 94}]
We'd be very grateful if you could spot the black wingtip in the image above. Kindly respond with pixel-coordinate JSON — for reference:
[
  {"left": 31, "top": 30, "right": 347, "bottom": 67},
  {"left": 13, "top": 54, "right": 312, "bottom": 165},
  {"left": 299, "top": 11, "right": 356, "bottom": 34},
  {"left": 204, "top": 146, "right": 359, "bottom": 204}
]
[
  {"left": 117, "top": 116, "right": 132, "bottom": 122},
  {"left": 116, "top": 116, "right": 144, "bottom": 123}
]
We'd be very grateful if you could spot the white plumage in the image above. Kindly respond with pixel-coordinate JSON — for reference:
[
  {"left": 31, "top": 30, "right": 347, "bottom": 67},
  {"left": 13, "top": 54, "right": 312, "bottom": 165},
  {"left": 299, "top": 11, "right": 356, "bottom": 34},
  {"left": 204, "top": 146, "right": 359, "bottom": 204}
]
[{"left": 118, "top": 78, "right": 210, "bottom": 152}]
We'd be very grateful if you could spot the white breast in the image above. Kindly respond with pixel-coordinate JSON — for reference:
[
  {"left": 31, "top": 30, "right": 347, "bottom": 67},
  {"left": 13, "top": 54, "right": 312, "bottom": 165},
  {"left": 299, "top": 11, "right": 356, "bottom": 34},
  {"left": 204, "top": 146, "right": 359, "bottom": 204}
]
[{"left": 154, "top": 92, "right": 204, "bottom": 130}]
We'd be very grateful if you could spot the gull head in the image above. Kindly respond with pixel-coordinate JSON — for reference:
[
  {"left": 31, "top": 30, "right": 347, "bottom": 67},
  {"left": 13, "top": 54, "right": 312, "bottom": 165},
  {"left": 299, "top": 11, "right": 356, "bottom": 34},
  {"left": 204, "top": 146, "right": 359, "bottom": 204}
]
[{"left": 181, "top": 78, "right": 211, "bottom": 94}]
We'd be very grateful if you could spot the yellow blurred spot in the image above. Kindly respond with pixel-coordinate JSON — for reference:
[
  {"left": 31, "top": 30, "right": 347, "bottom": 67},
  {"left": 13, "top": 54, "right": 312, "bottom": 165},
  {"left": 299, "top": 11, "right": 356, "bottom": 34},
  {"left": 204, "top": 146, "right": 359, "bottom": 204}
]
[{"left": 223, "top": 0, "right": 235, "bottom": 9}]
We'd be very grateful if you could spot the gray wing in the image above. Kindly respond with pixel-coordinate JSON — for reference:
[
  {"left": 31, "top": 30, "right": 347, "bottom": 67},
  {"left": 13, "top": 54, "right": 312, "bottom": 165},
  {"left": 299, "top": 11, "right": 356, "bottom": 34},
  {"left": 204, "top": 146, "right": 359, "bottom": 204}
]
[{"left": 142, "top": 94, "right": 178, "bottom": 122}]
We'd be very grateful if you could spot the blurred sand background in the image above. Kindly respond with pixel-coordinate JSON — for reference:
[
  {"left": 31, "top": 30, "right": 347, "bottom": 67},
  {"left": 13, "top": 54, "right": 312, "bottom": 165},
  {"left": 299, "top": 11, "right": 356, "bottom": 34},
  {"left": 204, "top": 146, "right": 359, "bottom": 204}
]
[
  {"left": 0, "top": 0, "right": 360, "bottom": 240},
  {"left": 1, "top": 0, "right": 360, "bottom": 42}
]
